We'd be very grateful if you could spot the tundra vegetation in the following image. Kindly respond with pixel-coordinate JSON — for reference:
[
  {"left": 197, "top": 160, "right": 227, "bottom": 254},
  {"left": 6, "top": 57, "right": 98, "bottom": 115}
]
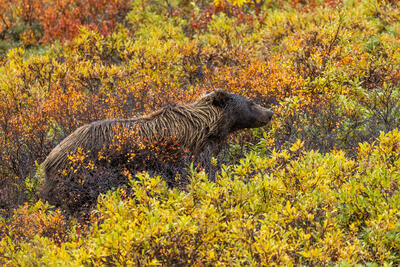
[{"left": 0, "top": 0, "right": 400, "bottom": 265}]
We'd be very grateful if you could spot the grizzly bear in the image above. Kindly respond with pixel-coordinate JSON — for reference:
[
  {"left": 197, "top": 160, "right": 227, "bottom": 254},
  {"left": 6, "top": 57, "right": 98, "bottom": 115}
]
[{"left": 40, "top": 90, "right": 273, "bottom": 211}]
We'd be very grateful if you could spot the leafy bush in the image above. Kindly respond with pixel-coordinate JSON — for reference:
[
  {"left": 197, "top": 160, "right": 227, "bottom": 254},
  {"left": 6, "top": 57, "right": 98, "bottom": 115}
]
[
  {"left": 1, "top": 129, "right": 400, "bottom": 265},
  {"left": 0, "top": 0, "right": 130, "bottom": 58}
]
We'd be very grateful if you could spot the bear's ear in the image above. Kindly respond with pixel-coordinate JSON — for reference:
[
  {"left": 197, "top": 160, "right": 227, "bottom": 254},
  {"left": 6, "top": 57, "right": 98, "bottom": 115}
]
[{"left": 211, "top": 90, "right": 229, "bottom": 107}]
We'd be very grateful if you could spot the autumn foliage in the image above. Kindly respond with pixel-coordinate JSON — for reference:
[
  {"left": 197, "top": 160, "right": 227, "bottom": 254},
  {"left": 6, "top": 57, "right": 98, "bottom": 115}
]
[
  {"left": 1, "top": 0, "right": 400, "bottom": 265},
  {"left": 0, "top": 0, "right": 130, "bottom": 51}
]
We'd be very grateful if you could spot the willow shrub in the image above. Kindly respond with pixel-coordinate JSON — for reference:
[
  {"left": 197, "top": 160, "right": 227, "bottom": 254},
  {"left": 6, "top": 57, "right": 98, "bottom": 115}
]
[{"left": 1, "top": 129, "right": 399, "bottom": 266}]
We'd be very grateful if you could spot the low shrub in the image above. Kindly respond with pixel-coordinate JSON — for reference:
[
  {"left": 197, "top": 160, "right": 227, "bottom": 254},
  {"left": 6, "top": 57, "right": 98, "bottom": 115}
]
[{"left": 1, "top": 129, "right": 399, "bottom": 265}]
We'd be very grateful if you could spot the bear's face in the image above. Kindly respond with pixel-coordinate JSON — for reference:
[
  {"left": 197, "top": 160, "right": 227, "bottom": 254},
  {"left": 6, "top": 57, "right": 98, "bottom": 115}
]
[
  {"left": 226, "top": 93, "right": 273, "bottom": 131},
  {"left": 209, "top": 90, "right": 273, "bottom": 132}
]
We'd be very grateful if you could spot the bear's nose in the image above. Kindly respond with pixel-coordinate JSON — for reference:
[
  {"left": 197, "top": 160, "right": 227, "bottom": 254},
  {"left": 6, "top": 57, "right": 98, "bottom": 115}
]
[{"left": 266, "top": 109, "right": 273, "bottom": 120}]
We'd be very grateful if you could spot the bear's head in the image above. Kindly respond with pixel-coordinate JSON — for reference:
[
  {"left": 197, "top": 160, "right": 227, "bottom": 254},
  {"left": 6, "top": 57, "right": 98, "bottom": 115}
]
[{"left": 202, "top": 90, "right": 273, "bottom": 132}]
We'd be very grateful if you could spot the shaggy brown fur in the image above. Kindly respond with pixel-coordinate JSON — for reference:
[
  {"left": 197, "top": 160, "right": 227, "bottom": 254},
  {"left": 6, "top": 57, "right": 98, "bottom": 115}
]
[
  {"left": 40, "top": 90, "right": 273, "bottom": 211},
  {"left": 43, "top": 93, "right": 224, "bottom": 178}
]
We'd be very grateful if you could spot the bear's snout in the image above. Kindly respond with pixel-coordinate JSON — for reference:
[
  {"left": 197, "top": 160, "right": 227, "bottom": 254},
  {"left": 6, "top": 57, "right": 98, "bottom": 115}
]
[
  {"left": 255, "top": 105, "right": 273, "bottom": 126},
  {"left": 265, "top": 109, "right": 273, "bottom": 121}
]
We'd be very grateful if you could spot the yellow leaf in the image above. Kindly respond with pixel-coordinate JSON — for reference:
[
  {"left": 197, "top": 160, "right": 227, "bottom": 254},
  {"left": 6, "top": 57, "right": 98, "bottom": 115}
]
[{"left": 290, "top": 139, "right": 304, "bottom": 152}]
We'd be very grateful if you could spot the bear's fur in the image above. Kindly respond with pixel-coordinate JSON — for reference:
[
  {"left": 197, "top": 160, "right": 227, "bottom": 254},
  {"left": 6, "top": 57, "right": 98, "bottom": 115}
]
[{"left": 40, "top": 90, "right": 273, "bottom": 211}]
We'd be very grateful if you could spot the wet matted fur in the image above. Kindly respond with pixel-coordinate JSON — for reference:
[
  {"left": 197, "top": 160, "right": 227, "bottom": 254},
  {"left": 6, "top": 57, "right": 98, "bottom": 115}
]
[{"left": 40, "top": 90, "right": 273, "bottom": 211}]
